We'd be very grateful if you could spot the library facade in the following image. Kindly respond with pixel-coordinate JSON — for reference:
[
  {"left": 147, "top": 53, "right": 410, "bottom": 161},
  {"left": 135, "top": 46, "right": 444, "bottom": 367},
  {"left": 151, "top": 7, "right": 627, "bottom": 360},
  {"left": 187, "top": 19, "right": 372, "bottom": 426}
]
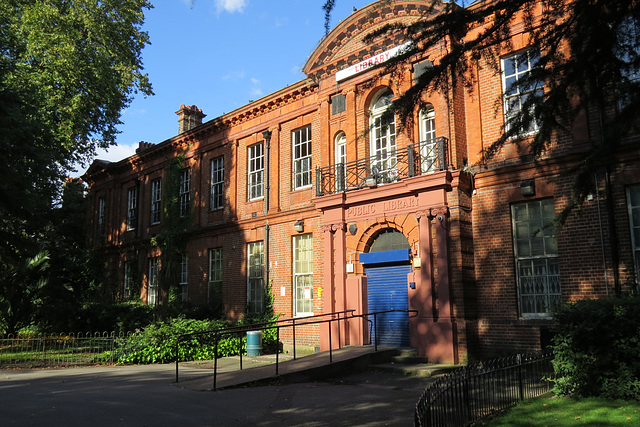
[{"left": 84, "top": 0, "right": 640, "bottom": 362}]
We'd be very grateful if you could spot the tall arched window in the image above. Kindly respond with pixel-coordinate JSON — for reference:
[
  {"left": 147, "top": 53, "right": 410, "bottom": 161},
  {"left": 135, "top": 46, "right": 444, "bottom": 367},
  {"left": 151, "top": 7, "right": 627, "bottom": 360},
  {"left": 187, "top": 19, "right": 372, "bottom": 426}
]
[
  {"left": 369, "top": 88, "right": 396, "bottom": 182},
  {"left": 335, "top": 132, "right": 347, "bottom": 191},
  {"left": 419, "top": 104, "right": 437, "bottom": 173}
]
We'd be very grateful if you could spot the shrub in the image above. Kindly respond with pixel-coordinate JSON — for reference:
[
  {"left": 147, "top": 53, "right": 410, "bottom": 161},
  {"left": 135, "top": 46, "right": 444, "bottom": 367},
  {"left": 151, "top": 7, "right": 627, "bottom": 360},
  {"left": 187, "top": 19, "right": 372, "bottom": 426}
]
[
  {"left": 111, "top": 316, "right": 281, "bottom": 364},
  {"left": 551, "top": 295, "right": 640, "bottom": 399}
]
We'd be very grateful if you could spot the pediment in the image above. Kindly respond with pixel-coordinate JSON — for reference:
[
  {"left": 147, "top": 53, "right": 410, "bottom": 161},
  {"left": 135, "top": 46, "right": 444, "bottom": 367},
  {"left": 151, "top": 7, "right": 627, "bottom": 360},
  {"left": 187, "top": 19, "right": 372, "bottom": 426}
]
[{"left": 303, "top": 0, "right": 447, "bottom": 81}]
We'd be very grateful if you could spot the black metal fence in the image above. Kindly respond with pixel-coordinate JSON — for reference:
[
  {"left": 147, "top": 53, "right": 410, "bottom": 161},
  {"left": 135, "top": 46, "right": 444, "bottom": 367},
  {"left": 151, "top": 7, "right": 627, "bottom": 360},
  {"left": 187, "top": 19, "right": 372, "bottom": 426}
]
[
  {"left": 176, "top": 309, "right": 418, "bottom": 390},
  {"left": 0, "top": 332, "right": 136, "bottom": 368},
  {"left": 414, "top": 350, "right": 554, "bottom": 427}
]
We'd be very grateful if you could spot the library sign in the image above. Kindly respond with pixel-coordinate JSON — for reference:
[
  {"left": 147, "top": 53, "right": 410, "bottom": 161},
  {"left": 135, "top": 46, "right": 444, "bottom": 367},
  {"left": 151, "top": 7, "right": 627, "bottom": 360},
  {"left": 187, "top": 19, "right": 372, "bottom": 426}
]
[{"left": 336, "top": 42, "right": 412, "bottom": 82}]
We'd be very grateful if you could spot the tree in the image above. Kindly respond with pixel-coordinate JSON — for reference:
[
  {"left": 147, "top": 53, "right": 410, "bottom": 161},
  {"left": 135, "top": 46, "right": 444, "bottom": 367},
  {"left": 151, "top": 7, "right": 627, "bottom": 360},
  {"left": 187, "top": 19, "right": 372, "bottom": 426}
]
[
  {"left": 0, "top": 251, "right": 50, "bottom": 335},
  {"left": 322, "top": 0, "right": 640, "bottom": 221},
  {"left": 0, "top": 0, "right": 153, "bottom": 332}
]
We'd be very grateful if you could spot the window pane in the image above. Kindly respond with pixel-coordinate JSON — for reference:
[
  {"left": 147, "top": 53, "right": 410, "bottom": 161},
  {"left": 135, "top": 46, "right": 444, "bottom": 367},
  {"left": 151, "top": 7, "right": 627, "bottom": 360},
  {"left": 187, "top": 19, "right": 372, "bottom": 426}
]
[{"left": 512, "top": 199, "right": 559, "bottom": 316}]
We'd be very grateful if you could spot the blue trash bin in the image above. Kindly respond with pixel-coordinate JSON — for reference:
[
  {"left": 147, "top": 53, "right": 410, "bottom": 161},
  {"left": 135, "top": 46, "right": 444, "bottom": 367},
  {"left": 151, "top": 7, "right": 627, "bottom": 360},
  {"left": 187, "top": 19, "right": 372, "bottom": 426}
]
[{"left": 246, "top": 330, "right": 263, "bottom": 356}]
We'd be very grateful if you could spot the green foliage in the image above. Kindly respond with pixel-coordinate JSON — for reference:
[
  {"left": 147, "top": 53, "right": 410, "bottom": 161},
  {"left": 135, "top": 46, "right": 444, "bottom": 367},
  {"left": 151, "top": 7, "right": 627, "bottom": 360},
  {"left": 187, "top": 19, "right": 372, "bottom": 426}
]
[
  {"left": 0, "top": 0, "right": 152, "bottom": 335},
  {"left": 111, "top": 315, "right": 282, "bottom": 365},
  {"left": 551, "top": 296, "right": 640, "bottom": 399},
  {"left": 0, "top": 251, "right": 50, "bottom": 335}
]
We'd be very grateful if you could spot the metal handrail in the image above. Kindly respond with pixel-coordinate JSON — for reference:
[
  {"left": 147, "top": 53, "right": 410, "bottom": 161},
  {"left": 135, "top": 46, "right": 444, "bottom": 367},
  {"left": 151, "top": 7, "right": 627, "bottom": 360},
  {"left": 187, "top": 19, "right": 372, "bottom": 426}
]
[
  {"left": 175, "top": 309, "right": 418, "bottom": 390},
  {"left": 315, "top": 138, "right": 449, "bottom": 196}
]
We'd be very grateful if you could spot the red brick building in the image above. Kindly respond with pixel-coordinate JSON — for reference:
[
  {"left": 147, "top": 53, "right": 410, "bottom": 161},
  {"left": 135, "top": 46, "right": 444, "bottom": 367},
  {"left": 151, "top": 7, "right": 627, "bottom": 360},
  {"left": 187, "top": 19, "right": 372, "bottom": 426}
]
[{"left": 84, "top": 0, "right": 640, "bottom": 362}]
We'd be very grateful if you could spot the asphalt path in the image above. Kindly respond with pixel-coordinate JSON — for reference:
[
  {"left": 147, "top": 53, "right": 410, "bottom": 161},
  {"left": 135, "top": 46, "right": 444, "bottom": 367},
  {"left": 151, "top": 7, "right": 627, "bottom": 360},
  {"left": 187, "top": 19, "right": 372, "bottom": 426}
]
[{"left": 0, "top": 363, "right": 436, "bottom": 427}]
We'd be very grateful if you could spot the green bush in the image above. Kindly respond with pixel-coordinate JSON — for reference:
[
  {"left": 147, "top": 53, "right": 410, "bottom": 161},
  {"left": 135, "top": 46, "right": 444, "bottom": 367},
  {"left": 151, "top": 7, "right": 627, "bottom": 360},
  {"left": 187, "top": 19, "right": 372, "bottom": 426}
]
[
  {"left": 111, "top": 317, "right": 281, "bottom": 364},
  {"left": 551, "top": 295, "right": 640, "bottom": 399}
]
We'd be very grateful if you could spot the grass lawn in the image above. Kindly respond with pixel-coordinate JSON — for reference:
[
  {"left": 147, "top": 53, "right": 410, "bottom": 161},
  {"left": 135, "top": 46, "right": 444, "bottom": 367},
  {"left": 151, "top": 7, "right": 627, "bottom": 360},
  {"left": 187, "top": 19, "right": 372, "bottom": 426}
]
[{"left": 482, "top": 393, "right": 640, "bottom": 426}]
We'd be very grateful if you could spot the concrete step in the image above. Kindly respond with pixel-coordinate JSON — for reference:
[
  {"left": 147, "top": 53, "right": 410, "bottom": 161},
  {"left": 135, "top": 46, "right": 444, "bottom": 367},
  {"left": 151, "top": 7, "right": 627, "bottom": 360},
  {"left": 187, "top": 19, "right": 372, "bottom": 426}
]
[{"left": 369, "top": 362, "right": 458, "bottom": 378}]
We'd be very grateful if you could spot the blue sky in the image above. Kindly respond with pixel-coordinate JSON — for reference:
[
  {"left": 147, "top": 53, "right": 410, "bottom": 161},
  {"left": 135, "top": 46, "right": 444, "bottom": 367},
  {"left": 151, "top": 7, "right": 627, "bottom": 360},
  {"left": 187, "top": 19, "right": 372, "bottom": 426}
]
[{"left": 81, "top": 0, "right": 370, "bottom": 174}]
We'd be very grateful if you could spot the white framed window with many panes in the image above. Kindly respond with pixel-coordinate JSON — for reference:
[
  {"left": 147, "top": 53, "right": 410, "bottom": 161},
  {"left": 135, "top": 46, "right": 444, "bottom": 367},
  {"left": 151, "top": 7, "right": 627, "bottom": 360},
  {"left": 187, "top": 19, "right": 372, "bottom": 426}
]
[
  {"left": 627, "top": 185, "right": 640, "bottom": 288},
  {"left": 148, "top": 257, "right": 159, "bottom": 306},
  {"left": 98, "top": 197, "right": 105, "bottom": 228},
  {"left": 179, "top": 169, "right": 190, "bottom": 217},
  {"left": 292, "top": 125, "right": 312, "bottom": 189},
  {"left": 208, "top": 247, "right": 223, "bottom": 304},
  {"left": 370, "top": 88, "right": 397, "bottom": 182},
  {"left": 248, "top": 143, "right": 264, "bottom": 200},
  {"left": 123, "top": 261, "right": 135, "bottom": 300},
  {"left": 335, "top": 132, "right": 347, "bottom": 192},
  {"left": 419, "top": 104, "right": 437, "bottom": 173},
  {"left": 501, "top": 48, "right": 543, "bottom": 134},
  {"left": 151, "top": 179, "right": 162, "bottom": 225},
  {"left": 293, "top": 234, "right": 313, "bottom": 316},
  {"left": 126, "top": 187, "right": 138, "bottom": 231},
  {"left": 247, "top": 241, "right": 265, "bottom": 313},
  {"left": 210, "top": 156, "right": 224, "bottom": 210},
  {"left": 512, "top": 199, "right": 560, "bottom": 317},
  {"left": 180, "top": 253, "right": 188, "bottom": 302}
]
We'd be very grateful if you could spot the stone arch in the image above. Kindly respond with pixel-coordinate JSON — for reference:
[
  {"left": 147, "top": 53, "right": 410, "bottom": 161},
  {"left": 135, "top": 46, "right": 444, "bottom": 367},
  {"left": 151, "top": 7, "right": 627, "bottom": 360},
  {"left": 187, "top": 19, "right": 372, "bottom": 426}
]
[{"left": 356, "top": 220, "right": 411, "bottom": 254}]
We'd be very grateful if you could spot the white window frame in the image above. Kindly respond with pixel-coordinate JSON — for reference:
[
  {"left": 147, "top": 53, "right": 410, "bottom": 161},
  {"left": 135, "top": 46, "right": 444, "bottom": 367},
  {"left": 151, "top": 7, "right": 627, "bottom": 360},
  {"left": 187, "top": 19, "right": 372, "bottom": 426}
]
[
  {"left": 210, "top": 156, "right": 224, "bottom": 211},
  {"left": 179, "top": 169, "right": 190, "bottom": 217},
  {"left": 293, "top": 234, "right": 314, "bottom": 317},
  {"left": 369, "top": 89, "right": 397, "bottom": 182},
  {"left": 335, "top": 132, "right": 347, "bottom": 192},
  {"left": 292, "top": 125, "right": 312, "bottom": 190},
  {"left": 247, "top": 241, "right": 265, "bottom": 313},
  {"left": 627, "top": 185, "right": 640, "bottom": 288},
  {"left": 501, "top": 48, "right": 543, "bottom": 134},
  {"left": 151, "top": 179, "right": 162, "bottom": 225},
  {"left": 123, "top": 261, "right": 134, "bottom": 300},
  {"left": 148, "top": 257, "right": 159, "bottom": 306},
  {"left": 98, "top": 197, "right": 105, "bottom": 229},
  {"left": 248, "top": 143, "right": 264, "bottom": 201},
  {"left": 208, "top": 247, "right": 223, "bottom": 304},
  {"left": 180, "top": 253, "right": 188, "bottom": 302},
  {"left": 126, "top": 187, "right": 138, "bottom": 231},
  {"left": 512, "top": 199, "right": 560, "bottom": 317},
  {"left": 419, "top": 105, "right": 437, "bottom": 173}
]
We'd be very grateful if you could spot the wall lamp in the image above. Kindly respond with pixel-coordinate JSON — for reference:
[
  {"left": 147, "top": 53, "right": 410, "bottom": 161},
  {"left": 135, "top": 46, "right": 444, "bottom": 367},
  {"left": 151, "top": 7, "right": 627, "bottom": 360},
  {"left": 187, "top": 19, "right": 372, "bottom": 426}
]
[
  {"left": 294, "top": 220, "right": 304, "bottom": 233},
  {"left": 520, "top": 179, "right": 535, "bottom": 197}
]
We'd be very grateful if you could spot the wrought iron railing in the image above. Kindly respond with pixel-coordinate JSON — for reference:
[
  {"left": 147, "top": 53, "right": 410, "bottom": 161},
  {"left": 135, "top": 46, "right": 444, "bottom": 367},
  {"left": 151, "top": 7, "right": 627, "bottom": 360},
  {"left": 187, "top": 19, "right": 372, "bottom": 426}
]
[
  {"left": 315, "top": 137, "right": 449, "bottom": 196},
  {"left": 414, "top": 350, "right": 554, "bottom": 427},
  {"left": 0, "top": 332, "right": 136, "bottom": 368}
]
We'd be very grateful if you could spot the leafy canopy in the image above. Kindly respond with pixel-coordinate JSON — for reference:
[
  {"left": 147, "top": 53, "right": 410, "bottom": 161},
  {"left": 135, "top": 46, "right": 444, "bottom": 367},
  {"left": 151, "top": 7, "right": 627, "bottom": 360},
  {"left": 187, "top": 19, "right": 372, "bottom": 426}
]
[{"left": 0, "top": 0, "right": 153, "bottom": 333}]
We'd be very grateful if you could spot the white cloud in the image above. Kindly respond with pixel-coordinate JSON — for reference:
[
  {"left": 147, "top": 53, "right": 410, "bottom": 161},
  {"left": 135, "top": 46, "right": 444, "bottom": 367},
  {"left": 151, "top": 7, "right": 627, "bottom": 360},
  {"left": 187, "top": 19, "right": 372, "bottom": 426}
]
[
  {"left": 93, "top": 143, "right": 138, "bottom": 164},
  {"left": 215, "top": 0, "right": 247, "bottom": 14},
  {"left": 222, "top": 70, "right": 247, "bottom": 81}
]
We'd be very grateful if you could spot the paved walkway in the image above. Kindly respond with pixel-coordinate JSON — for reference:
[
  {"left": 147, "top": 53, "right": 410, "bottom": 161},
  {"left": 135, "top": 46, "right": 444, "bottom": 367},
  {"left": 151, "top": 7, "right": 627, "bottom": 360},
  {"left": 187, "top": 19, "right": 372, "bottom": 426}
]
[{"left": 0, "top": 346, "right": 440, "bottom": 426}]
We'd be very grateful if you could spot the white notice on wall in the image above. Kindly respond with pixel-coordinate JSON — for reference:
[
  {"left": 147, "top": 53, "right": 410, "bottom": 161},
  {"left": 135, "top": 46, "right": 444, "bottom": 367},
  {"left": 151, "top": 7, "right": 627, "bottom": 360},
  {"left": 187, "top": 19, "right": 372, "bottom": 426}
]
[{"left": 281, "top": 286, "right": 286, "bottom": 297}]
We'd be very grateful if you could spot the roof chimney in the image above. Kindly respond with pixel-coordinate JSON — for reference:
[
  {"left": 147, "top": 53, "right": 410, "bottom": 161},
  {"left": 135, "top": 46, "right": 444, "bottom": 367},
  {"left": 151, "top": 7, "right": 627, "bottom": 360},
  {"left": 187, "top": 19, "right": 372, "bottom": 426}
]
[
  {"left": 136, "top": 141, "right": 155, "bottom": 154},
  {"left": 176, "top": 104, "right": 206, "bottom": 134}
]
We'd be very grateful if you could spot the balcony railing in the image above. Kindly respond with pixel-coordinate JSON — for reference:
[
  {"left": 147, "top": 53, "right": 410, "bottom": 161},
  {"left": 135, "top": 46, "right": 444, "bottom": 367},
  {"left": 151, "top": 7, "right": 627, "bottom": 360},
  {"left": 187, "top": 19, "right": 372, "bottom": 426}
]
[{"left": 315, "top": 137, "right": 449, "bottom": 196}]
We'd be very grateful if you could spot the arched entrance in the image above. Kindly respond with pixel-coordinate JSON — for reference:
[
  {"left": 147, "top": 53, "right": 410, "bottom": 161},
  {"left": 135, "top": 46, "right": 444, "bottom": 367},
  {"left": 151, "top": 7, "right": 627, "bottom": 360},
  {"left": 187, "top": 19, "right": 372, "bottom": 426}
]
[{"left": 360, "top": 229, "right": 412, "bottom": 347}]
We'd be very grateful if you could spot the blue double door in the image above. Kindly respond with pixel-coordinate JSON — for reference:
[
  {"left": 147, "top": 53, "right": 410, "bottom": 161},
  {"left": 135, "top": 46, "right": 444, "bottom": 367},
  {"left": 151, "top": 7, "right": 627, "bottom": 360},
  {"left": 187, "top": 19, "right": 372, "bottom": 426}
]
[{"left": 365, "top": 254, "right": 412, "bottom": 347}]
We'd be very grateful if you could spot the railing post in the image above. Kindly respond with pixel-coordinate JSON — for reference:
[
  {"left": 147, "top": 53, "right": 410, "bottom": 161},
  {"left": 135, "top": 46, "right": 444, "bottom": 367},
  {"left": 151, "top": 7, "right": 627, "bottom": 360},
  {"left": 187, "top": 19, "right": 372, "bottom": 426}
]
[
  {"left": 328, "top": 319, "right": 333, "bottom": 363},
  {"left": 276, "top": 326, "right": 280, "bottom": 375},
  {"left": 175, "top": 338, "right": 179, "bottom": 383},
  {"left": 373, "top": 313, "right": 378, "bottom": 351},
  {"left": 292, "top": 318, "right": 297, "bottom": 360},
  {"left": 315, "top": 167, "right": 322, "bottom": 196},
  {"left": 407, "top": 144, "right": 415, "bottom": 177},
  {"left": 213, "top": 333, "right": 219, "bottom": 391},
  {"left": 517, "top": 354, "right": 524, "bottom": 402}
]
